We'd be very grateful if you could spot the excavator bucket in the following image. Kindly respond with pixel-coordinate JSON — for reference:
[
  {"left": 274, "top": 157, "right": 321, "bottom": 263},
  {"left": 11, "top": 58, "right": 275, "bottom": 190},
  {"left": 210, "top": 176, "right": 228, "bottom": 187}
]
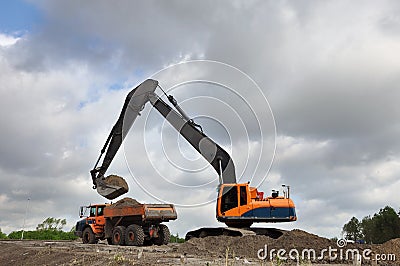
[{"left": 96, "top": 175, "right": 129, "bottom": 200}]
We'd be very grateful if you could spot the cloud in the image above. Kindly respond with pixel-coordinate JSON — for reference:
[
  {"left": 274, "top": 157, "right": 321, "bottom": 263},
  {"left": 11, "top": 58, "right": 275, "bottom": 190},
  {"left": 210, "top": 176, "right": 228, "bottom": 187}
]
[{"left": 0, "top": 33, "right": 19, "bottom": 47}]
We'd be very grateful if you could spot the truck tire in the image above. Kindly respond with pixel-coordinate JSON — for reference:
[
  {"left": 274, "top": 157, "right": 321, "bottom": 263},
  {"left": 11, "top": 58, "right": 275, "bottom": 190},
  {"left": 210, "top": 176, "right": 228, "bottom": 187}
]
[
  {"left": 82, "top": 227, "right": 97, "bottom": 244},
  {"left": 112, "top": 226, "right": 126, "bottom": 245},
  {"left": 125, "top": 224, "right": 145, "bottom": 246},
  {"left": 153, "top": 224, "right": 170, "bottom": 245}
]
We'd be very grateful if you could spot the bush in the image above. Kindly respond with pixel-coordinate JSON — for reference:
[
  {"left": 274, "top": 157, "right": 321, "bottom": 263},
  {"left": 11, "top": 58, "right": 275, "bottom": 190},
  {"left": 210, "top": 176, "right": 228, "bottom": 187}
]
[
  {"left": 0, "top": 228, "right": 7, "bottom": 239},
  {"left": 8, "top": 217, "right": 78, "bottom": 240},
  {"left": 170, "top": 233, "right": 185, "bottom": 243},
  {"left": 8, "top": 229, "right": 78, "bottom": 240}
]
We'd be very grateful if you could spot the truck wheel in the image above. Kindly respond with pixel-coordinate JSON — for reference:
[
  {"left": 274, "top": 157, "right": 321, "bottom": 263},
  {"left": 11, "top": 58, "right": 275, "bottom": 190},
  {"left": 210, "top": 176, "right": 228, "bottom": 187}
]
[
  {"left": 153, "top": 224, "right": 170, "bottom": 245},
  {"left": 125, "top": 224, "right": 144, "bottom": 246},
  {"left": 112, "top": 226, "right": 126, "bottom": 245},
  {"left": 82, "top": 227, "right": 97, "bottom": 244}
]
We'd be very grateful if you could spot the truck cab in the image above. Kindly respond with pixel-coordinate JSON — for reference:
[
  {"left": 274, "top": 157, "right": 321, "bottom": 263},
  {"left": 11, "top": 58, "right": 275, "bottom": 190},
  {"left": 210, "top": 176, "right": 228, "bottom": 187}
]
[{"left": 74, "top": 204, "right": 109, "bottom": 243}]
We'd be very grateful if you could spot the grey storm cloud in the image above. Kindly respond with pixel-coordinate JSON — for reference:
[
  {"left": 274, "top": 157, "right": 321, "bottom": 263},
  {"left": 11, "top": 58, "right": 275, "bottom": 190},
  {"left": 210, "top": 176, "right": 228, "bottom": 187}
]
[
  {"left": 9, "top": 0, "right": 213, "bottom": 75},
  {"left": 0, "top": 0, "right": 399, "bottom": 238}
]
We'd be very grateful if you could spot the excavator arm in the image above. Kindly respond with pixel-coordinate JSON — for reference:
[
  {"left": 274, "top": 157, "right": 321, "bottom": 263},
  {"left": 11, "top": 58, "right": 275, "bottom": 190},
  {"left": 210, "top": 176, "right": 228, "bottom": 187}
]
[
  {"left": 91, "top": 79, "right": 158, "bottom": 199},
  {"left": 91, "top": 79, "right": 235, "bottom": 200}
]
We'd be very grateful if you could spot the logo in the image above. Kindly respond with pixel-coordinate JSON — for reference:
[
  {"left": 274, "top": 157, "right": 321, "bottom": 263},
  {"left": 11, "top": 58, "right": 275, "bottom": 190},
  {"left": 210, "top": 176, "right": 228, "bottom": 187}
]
[{"left": 257, "top": 239, "right": 396, "bottom": 263}]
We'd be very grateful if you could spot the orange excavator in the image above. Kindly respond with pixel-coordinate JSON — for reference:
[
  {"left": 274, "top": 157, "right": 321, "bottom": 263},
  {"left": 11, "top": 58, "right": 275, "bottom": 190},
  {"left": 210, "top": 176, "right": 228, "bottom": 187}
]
[{"left": 90, "top": 79, "right": 296, "bottom": 235}]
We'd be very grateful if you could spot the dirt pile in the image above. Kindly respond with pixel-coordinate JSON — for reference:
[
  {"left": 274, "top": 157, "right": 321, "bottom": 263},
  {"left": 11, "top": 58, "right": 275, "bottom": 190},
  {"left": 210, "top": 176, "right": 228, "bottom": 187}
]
[
  {"left": 179, "top": 234, "right": 272, "bottom": 258},
  {"left": 179, "top": 229, "right": 334, "bottom": 259},
  {"left": 2, "top": 234, "right": 400, "bottom": 265},
  {"left": 108, "top": 197, "right": 142, "bottom": 208},
  {"left": 178, "top": 229, "right": 400, "bottom": 264},
  {"left": 375, "top": 238, "right": 400, "bottom": 262},
  {"left": 273, "top": 229, "right": 332, "bottom": 250}
]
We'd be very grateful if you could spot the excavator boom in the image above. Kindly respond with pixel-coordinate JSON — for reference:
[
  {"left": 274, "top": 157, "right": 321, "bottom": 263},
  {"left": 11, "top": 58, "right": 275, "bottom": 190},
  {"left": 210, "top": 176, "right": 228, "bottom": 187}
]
[{"left": 148, "top": 93, "right": 236, "bottom": 184}]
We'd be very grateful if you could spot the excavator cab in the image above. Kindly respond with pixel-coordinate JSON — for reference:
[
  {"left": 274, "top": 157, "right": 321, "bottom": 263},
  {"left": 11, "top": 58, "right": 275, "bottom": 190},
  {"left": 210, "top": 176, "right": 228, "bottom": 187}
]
[{"left": 217, "top": 183, "right": 297, "bottom": 227}]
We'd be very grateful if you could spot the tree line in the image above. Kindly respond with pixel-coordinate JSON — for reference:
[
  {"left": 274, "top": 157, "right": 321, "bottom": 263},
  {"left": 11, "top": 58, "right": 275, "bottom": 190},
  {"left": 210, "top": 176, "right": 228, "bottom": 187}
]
[
  {"left": 342, "top": 206, "right": 400, "bottom": 244},
  {"left": 1, "top": 217, "right": 186, "bottom": 242},
  {"left": 1, "top": 217, "right": 77, "bottom": 240}
]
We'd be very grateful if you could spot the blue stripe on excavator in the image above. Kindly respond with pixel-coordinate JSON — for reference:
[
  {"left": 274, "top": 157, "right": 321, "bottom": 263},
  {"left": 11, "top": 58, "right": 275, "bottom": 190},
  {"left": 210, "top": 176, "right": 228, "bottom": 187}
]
[{"left": 241, "top": 207, "right": 296, "bottom": 219}]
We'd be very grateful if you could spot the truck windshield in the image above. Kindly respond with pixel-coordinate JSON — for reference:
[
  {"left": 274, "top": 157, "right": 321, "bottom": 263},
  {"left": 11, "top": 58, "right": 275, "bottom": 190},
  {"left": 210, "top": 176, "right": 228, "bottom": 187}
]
[{"left": 90, "top": 206, "right": 96, "bottom": 217}]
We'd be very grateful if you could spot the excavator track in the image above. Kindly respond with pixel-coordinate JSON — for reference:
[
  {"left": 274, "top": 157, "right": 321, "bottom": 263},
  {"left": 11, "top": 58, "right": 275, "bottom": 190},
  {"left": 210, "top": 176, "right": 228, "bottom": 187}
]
[{"left": 185, "top": 227, "right": 285, "bottom": 241}]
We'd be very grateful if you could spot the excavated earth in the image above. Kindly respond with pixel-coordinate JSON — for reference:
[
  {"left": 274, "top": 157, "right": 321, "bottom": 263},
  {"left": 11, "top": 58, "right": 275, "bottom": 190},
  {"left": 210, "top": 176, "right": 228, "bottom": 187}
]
[
  {"left": 1, "top": 229, "right": 399, "bottom": 265},
  {"left": 108, "top": 197, "right": 142, "bottom": 208}
]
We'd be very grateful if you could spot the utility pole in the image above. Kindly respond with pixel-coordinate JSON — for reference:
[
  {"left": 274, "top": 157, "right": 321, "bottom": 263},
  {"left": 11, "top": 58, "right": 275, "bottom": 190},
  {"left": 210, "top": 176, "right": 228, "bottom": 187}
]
[{"left": 21, "top": 198, "right": 30, "bottom": 240}]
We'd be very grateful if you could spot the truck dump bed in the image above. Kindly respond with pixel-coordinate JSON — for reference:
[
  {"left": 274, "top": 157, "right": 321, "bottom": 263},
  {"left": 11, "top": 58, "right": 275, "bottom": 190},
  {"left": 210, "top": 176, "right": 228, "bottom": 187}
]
[{"left": 103, "top": 198, "right": 177, "bottom": 223}]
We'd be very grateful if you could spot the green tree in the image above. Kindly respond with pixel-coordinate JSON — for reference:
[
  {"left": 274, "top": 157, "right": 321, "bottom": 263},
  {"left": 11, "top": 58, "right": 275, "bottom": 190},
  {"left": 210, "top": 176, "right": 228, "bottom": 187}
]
[
  {"left": 343, "top": 206, "right": 400, "bottom": 244},
  {"left": 170, "top": 233, "right": 185, "bottom": 243},
  {"left": 8, "top": 217, "right": 77, "bottom": 240},
  {"left": 373, "top": 206, "right": 400, "bottom": 243},
  {"left": 8, "top": 230, "right": 22, "bottom": 239},
  {"left": 0, "top": 228, "right": 7, "bottom": 239},
  {"left": 361, "top": 206, "right": 400, "bottom": 244},
  {"left": 342, "top": 216, "right": 362, "bottom": 241},
  {"left": 361, "top": 215, "right": 374, "bottom": 243},
  {"left": 36, "top": 217, "right": 66, "bottom": 231}
]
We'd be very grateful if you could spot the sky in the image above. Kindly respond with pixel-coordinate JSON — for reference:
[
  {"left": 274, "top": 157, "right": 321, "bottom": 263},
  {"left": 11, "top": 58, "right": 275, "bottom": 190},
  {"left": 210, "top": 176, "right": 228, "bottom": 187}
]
[{"left": 0, "top": 0, "right": 400, "bottom": 239}]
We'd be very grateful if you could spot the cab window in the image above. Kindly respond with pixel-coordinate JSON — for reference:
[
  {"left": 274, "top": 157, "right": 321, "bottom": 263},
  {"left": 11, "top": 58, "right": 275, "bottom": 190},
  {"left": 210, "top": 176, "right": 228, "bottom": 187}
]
[
  {"left": 97, "top": 206, "right": 104, "bottom": 216},
  {"left": 221, "top": 186, "right": 238, "bottom": 213},
  {"left": 90, "top": 206, "right": 96, "bottom": 217},
  {"left": 240, "top": 186, "right": 247, "bottom": 206}
]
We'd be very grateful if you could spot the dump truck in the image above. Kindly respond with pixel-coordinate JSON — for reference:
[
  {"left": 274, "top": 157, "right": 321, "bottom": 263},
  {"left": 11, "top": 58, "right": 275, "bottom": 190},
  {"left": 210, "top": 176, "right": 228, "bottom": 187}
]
[{"left": 74, "top": 198, "right": 177, "bottom": 246}]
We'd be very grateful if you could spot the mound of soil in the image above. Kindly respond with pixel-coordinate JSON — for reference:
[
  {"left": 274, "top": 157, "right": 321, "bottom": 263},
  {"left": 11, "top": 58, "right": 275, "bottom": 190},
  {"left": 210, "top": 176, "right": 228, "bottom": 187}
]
[
  {"left": 2, "top": 232, "right": 400, "bottom": 265},
  {"left": 375, "top": 238, "right": 400, "bottom": 262},
  {"left": 275, "top": 229, "right": 332, "bottom": 249},
  {"left": 178, "top": 229, "right": 334, "bottom": 259},
  {"left": 178, "top": 229, "right": 400, "bottom": 264},
  {"left": 108, "top": 197, "right": 141, "bottom": 208},
  {"left": 379, "top": 238, "right": 400, "bottom": 250},
  {"left": 179, "top": 234, "right": 273, "bottom": 259}
]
